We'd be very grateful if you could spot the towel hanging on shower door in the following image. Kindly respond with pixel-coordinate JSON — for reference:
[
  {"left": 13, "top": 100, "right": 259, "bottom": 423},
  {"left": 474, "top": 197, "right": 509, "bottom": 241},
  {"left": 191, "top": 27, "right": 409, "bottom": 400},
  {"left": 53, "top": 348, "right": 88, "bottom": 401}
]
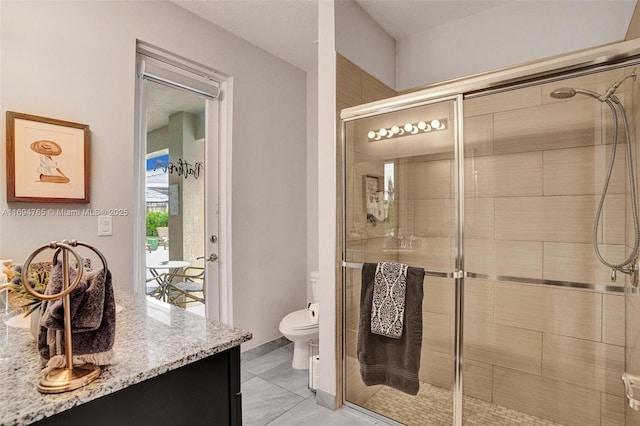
[
  {"left": 371, "top": 262, "right": 408, "bottom": 339},
  {"left": 357, "top": 262, "right": 425, "bottom": 395}
]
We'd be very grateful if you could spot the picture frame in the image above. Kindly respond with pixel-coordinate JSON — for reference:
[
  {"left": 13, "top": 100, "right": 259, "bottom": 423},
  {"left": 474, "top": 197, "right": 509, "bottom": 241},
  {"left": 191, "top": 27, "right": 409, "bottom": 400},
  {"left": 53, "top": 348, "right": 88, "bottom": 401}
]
[
  {"left": 6, "top": 111, "right": 90, "bottom": 203},
  {"left": 363, "top": 174, "right": 386, "bottom": 224},
  {"left": 363, "top": 174, "right": 382, "bottom": 203}
]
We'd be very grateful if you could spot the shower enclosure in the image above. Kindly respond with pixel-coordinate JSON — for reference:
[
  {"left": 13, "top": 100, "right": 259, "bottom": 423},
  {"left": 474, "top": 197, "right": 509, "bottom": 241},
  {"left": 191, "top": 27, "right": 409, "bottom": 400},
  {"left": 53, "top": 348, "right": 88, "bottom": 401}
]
[{"left": 340, "top": 40, "right": 640, "bottom": 426}]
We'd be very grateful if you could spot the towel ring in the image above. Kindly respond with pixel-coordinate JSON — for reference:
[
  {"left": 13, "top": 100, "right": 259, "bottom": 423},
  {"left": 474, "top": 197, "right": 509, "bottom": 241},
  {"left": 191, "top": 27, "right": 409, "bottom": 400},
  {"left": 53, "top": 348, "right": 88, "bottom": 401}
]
[
  {"left": 52, "top": 239, "right": 109, "bottom": 274},
  {"left": 22, "top": 240, "right": 102, "bottom": 393},
  {"left": 21, "top": 241, "right": 84, "bottom": 301}
]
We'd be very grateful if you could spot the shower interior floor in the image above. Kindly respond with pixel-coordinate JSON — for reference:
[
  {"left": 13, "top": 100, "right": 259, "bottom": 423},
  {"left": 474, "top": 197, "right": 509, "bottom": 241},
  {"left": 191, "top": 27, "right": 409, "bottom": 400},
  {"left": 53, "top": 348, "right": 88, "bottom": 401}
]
[{"left": 361, "top": 381, "right": 566, "bottom": 426}]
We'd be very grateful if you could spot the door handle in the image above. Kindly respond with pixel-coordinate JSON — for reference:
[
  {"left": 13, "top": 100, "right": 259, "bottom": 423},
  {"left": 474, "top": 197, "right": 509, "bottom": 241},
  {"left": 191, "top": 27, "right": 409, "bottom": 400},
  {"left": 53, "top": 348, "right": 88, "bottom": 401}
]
[{"left": 206, "top": 253, "right": 218, "bottom": 262}]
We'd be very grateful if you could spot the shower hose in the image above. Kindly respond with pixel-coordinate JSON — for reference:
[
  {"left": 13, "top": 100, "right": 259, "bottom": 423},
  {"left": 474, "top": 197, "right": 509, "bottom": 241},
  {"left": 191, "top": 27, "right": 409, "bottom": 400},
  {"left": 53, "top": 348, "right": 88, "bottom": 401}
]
[{"left": 593, "top": 96, "right": 640, "bottom": 276}]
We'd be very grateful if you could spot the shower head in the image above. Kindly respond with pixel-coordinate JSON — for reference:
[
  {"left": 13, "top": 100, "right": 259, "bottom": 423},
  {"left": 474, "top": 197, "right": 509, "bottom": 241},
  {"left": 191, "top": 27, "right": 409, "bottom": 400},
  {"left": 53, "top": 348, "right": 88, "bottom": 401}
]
[
  {"left": 550, "top": 88, "right": 577, "bottom": 99},
  {"left": 551, "top": 71, "right": 637, "bottom": 102},
  {"left": 549, "top": 87, "right": 606, "bottom": 102}
]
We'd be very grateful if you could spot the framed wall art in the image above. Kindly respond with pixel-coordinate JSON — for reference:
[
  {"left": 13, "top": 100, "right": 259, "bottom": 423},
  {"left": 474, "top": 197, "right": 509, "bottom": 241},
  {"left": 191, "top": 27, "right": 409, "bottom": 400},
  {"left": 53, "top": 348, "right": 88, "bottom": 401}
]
[
  {"left": 6, "top": 111, "right": 90, "bottom": 203},
  {"left": 363, "top": 174, "right": 382, "bottom": 204}
]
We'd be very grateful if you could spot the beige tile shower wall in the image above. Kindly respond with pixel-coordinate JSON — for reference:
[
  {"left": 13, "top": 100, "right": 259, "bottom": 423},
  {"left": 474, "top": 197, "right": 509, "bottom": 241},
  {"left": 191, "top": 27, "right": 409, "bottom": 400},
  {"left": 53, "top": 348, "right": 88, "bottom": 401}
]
[
  {"left": 464, "top": 115, "right": 494, "bottom": 157},
  {"left": 603, "top": 294, "right": 625, "bottom": 346},
  {"left": 494, "top": 194, "right": 625, "bottom": 244},
  {"left": 398, "top": 237, "right": 454, "bottom": 272},
  {"left": 542, "top": 333, "right": 625, "bottom": 397},
  {"left": 627, "top": 294, "right": 640, "bottom": 423},
  {"left": 405, "top": 160, "right": 452, "bottom": 200},
  {"left": 603, "top": 394, "right": 626, "bottom": 426},
  {"left": 543, "top": 145, "right": 627, "bottom": 196},
  {"left": 456, "top": 70, "right": 637, "bottom": 425},
  {"left": 464, "top": 197, "right": 494, "bottom": 240},
  {"left": 543, "top": 242, "right": 627, "bottom": 284},
  {"left": 494, "top": 281, "right": 602, "bottom": 340},
  {"left": 494, "top": 97, "right": 601, "bottom": 154},
  {"left": 464, "top": 86, "right": 542, "bottom": 117},
  {"left": 627, "top": 67, "right": 640, "bottom": 424},
  {"left": 464, "top": 151, "right": 543, "bottom": 197},
  {"left": 492, "top": 366, "right": 602, "bottom": 426},
  {"left": 465, "top": 239, "right": 543, "bottom": 278},
  {"left": 339, "top": 54, "right": 409, "bottom": 408}
]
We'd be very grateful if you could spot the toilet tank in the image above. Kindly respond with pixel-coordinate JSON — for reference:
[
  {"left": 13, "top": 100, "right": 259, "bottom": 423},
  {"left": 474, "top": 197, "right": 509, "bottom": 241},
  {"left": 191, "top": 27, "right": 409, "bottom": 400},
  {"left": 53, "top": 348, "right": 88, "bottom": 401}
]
[{"left": 310, "top": 271, "right": 320, "bottom": 302}]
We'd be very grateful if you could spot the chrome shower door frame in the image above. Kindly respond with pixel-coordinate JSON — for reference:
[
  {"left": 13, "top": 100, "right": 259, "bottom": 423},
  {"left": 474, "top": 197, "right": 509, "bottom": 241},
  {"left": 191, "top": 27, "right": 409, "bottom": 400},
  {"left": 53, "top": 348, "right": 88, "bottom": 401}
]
[{"left": 340, "top": 94, "right": 466, "bottom": 425}]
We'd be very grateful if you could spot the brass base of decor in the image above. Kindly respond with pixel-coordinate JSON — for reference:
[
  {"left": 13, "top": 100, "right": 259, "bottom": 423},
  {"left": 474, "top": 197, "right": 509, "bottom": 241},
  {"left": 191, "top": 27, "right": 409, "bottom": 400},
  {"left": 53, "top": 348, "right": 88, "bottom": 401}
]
[{"left": 38, "top": 365, "right": 101, "bottom": 394}]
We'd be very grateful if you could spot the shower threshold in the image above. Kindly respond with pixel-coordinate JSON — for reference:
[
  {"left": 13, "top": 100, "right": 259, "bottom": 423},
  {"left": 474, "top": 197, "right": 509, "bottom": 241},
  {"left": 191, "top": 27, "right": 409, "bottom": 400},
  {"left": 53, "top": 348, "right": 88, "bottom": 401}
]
[{"left": 361, "top": 381, "right": 565, "bottom": 426}]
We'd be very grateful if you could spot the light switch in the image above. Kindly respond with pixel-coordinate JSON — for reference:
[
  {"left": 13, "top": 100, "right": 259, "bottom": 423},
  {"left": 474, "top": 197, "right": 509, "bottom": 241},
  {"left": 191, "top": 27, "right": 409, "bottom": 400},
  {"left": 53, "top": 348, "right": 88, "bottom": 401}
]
[{"left": 98, "top": 215, "right": 112, "bottom": 236}]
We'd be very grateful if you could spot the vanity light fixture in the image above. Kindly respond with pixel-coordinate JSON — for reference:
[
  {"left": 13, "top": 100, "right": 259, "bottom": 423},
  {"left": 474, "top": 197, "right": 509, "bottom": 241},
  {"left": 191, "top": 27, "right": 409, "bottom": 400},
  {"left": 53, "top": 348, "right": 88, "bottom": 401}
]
[{"left": 368, "top": 119, "right": 447, "bottom": 141}]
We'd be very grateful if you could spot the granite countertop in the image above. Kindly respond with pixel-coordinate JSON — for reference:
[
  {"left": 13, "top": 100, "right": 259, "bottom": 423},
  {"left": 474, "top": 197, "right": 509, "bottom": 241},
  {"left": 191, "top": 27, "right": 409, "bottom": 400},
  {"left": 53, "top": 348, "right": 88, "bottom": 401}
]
[{"left": 0, "top": 290, "right": 252, "bottom": 425}]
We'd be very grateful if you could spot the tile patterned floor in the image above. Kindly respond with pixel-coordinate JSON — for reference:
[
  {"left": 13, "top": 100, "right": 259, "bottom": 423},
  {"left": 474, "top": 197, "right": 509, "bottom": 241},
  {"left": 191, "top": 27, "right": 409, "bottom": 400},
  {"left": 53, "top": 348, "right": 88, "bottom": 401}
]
[
  {"left": 242, "top": 340, "right": 565, "bottom": 426},
  {"left": 241, "top": 340, "right": 391, "bottom": 426},
  {"left": 362, "top": 381, "right": 565, "bottom": 426}
]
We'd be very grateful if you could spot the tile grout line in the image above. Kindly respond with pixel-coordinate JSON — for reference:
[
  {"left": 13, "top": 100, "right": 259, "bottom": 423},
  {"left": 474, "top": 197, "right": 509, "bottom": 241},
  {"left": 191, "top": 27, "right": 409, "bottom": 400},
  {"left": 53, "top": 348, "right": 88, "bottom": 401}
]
[{"left": 263, "top": 397, "right": 310, "bottom": 426}]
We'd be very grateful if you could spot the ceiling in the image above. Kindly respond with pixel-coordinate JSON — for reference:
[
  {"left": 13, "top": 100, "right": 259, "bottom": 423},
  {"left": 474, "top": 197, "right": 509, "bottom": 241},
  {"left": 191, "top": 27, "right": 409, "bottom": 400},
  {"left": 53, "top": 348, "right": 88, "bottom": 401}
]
[
  {"left": 173, "top": 0, "right": 319, "bottom": 73},
  {"left": 355, "top": 0, "right": 512, "bottom": 40},
  {"left": 173, "top": 0, "right": 517, "bottom": 74},
  {"left": 145, "top": 81, "right": 206, "bottom": 132}
]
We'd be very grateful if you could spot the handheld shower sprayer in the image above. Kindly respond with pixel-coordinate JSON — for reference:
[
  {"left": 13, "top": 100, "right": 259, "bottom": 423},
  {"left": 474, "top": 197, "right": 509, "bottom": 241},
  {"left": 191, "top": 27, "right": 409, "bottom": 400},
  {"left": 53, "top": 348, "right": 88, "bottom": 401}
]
[
  {"left": 550, "top": 70, "right": 639, "bottom": 283},
  {"left": 550, "top": 70, "right": 637, "bottom": 103},
  {"left": 550, "top": 87, "right": 605, "bottom": 101}
]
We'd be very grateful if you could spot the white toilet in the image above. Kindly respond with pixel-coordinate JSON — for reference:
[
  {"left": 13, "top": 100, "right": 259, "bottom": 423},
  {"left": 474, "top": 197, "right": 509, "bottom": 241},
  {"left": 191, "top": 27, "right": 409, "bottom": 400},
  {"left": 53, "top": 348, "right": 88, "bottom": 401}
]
[{"left": 279, "top": 271, "right": 319, "bottom": 369}]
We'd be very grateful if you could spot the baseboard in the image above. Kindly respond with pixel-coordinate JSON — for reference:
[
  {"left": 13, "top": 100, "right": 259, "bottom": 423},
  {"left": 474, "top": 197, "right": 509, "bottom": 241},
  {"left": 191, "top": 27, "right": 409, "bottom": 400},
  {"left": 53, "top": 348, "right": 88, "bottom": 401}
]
[
  {"left": 315, "top": 389, "right": 336, "bottom": 411},
  {"left": 241, "top": 336, "right": 290, "bottom": 359}
]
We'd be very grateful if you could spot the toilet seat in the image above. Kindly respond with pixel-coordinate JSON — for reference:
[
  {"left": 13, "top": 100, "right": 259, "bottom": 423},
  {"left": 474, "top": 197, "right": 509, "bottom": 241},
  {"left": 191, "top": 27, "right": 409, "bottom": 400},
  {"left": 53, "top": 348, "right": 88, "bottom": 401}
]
[{"left": 280, "top": 309, "right": 318, "bottom": 331}]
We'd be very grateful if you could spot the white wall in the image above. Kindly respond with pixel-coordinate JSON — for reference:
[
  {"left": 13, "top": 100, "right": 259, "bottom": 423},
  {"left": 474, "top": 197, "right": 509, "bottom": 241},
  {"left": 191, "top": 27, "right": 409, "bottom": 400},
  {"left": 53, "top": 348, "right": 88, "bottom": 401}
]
[
  {"left": 335, "top": 0, "right": 395, "bottom": 89},
  {"left": 307, "top": 67, "right": 319, "bottom": 298},
  {"left": 0, "top": 0, "right": 307, "bottom": 350},
  {"left": 396, "top": 0, "right": 637, "bottom": 90},
  {"left": 317, "top": 0, "right": 337, "bottom": 406}
]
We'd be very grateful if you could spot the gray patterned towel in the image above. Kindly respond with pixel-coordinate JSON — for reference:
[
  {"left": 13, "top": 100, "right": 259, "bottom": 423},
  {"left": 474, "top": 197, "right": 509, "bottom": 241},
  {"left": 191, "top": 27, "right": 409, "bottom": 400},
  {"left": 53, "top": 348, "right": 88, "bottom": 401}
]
[
  {"left": 358, "top": 262, "right": 425, "bottom": 395},
  {"left": 371, "top": 262, "right": 408, "bottom": 339}
]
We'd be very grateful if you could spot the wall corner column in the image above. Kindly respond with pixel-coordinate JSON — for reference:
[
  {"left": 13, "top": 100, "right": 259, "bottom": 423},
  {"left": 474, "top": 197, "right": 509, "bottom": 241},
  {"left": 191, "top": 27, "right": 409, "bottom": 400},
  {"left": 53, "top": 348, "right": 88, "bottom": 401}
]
[{"left": 317, "top": 0, "right": 337, "bottom": 408}]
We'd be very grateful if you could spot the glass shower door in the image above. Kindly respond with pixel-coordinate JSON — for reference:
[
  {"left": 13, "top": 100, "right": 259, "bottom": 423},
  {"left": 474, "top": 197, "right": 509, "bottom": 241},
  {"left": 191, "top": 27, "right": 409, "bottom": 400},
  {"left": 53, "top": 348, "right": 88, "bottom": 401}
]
[
  {"left": 342, "top": 58, "right": 640, "bottom": 426},
  {"left": 462, "top": 65, "right": 636, "bottom": 426},
  {"left": 342, "top": 97, "right": 461, "bottom": 425}
]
